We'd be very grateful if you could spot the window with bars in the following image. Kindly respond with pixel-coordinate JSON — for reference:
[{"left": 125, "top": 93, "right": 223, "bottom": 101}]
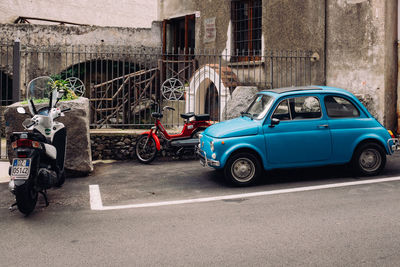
[{"left": 231, "top": 0, "right": 262, "bottom": 61}]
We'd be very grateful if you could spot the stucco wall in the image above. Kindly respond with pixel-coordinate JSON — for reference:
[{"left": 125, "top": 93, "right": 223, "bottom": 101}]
[
  {"left": 0, "top": 0, "right": 157, "bottom": 28},
  {"left": 0, "top": 23, "right": 161, "bottom": 48},
  {"left": 158, "top": 0, "right": 196, "bottom": 19},
  {"left": 326, "top": 0, "right": 397, "bottom": 128},
  {"left": 263, "top": 0, "right": 325, "bottom": 85}
]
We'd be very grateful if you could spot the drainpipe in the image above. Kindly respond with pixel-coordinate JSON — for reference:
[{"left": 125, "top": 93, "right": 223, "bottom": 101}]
[
  {"left": 398, "top": 42, "right": 400, "bottom": 134},
  {"left": 324, "top": 0, "right": 327, "bottom": 86},
  {"left": 398, "top": 0, "right": 400, "bottom": 134}
]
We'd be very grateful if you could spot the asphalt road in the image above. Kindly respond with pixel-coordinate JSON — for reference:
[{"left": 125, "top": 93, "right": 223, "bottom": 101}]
[{"left": 1, "top": 155, "right": 400, "bottom": 266}]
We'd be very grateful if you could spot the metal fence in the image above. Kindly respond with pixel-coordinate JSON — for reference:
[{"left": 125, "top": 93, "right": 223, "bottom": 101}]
[
  {"left": 0, "top": 41, "right": 14, "bottom": 159},
  {"left": 1, "top": 41, "right": 317, "bottom": 133},
  {"left": 0, "top": 42, "right": 14, "bottom": 107}
]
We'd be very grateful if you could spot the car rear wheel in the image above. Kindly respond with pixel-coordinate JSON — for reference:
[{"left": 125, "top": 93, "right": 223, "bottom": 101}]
[
  {"left": 224, "top": 152, "right": 261, "bottom": 186},
  {"left": 352, "top": 142, "right": 386, "bottom": 176}
]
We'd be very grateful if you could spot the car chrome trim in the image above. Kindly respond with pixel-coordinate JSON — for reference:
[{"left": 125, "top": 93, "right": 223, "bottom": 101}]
[
  {"left": 197, "top": 149, "right": 220, "bottom": 167},
  {"left": 387, "top": 138, "right": 400, "bottom": 154},
  {"left": 269, "top": 96, "right": 323, "bottom": 123}
]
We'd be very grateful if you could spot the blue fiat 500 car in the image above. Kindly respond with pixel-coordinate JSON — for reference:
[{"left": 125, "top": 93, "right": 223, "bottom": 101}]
[{"left": 198, "top": 86, "right": 399, "bottom": 186}]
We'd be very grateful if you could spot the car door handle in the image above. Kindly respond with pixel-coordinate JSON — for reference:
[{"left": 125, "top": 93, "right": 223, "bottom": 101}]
[{"left": 317, "top": 124, "right": 329, "bottom": 128}]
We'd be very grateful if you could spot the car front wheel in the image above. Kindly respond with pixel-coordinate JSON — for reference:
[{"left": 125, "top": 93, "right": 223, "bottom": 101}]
[
  {"left": 224, "top": 152, "right": 262, "bottom": 186},
  {"left": 352, "top": 143, "right": 386, "bottom": 176}
]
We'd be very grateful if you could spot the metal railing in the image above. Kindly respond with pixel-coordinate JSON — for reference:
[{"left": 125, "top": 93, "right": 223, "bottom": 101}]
[
  {"left": 0, "top": 41, "right": 14, "bottom": 107},
  {"left": 1, "top": 41, "right": 318, "bottom": 130}
]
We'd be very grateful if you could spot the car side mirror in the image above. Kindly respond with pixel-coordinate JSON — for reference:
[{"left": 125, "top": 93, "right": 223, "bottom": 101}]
[
  {"left": 17, "top": 107, "right": 26, "bottom": 114},
  {"left": 269, "top": 118, "right": 280, "bottom": 127}
]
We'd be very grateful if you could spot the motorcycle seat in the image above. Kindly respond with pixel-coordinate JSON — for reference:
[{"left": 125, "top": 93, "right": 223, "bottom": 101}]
[
  {"left": 151, "top": 112, "right": 163, "bottom": 119},
  {"left": 180, "top": 112, "right": 195, "bottom": 120},
  {"left": 195, "top": 114, "right": 210, "bottom": 121}
]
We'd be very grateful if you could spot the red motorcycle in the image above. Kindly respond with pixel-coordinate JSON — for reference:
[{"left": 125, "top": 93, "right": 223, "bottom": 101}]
[{"left": 135, "top": 106, "right": 212, "bottom": 163}]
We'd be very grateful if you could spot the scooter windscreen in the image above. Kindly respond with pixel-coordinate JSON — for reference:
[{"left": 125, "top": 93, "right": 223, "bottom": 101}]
[{"left": 26, "top": 76, "right": 57, "bottom": 115}]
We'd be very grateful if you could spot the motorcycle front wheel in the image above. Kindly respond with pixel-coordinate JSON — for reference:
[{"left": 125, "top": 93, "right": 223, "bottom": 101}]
[
  {"left": 136, "top": 135, "right": 158, "bottom": 164},
  {"left": 15, "top": 180, "right": 38, "bottom": 215}
]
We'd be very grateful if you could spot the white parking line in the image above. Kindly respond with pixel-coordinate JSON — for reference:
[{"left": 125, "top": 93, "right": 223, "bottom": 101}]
[
  {"left": 89, "top": 185, "right": 103, "bottom": 210},
  {"left": 89, "top": 176, "right": 400, "bottom": 211}
]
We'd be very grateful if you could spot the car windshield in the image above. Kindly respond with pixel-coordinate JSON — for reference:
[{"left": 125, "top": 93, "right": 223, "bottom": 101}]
[{"left": 244, "top": 94, "right": 274, "bottom": 120}]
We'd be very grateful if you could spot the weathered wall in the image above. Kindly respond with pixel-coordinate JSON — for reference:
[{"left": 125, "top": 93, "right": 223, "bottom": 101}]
[
  {"left": 326, "top": 0, "right": 397, "bottom": 129},
  {"left": 194, "top": 0, "right": 230, "bottom": 52},
  {"left": 0, "top": 23, "right": 161, "bottom": 48},
  {"left": 0, "top": 0, "right": 157, "bottom": 28},
  {"left": 159, "top": 0, "right": 324, "bottom": 87},
  {"left": 158, "top": 0, "right": 196, "bottom": 20},
  {"left": 263, "top": 0, "right": 325, "bottom": 85},
  {"left": 0, "top": 23, "right": 162, "bottom": 97}
]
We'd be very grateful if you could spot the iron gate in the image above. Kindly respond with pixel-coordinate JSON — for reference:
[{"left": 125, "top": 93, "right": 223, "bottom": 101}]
[{"left": 1, "top": 41, "right": 319, "bottom": 131}]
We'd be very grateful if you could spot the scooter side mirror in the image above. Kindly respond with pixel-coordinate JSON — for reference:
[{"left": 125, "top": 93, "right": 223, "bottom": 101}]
[
  {"left": 17, "top": 107, "right": 26, "bottom": 114},
  {"left": 55, "top": 90, "right": 65, "bottom": 104}
]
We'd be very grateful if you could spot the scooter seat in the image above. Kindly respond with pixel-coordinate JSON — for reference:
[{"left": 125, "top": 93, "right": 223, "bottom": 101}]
[
  {"left": 180, "top": 112, "right": 195, "bottom": 120},
  {"left": 195, "top": 114, "right": 210, "bottom": 121},
  {"left": 151, "top": 112, "right": 163, "bottom": 119}
]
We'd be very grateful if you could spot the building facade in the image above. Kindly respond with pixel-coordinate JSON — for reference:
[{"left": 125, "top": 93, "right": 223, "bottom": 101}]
[
  {"left": 1, "top": 0, "right": 399, "bottom": 131},
  {"left": 158, "top": 0, "right": 399, "bottom": 131}
]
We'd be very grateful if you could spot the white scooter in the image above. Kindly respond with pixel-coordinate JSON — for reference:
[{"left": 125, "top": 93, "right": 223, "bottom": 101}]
[{"left": 9, "top": 76, "right": 70, "bottom": 215}]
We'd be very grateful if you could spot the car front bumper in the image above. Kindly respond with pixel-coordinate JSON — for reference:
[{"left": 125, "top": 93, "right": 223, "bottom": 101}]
[
  {"left": 197, "top": 149, "right": 220, "bottom": 167},
  {"left": 388, "top": 138, "right": 400, "bottom": 154}
]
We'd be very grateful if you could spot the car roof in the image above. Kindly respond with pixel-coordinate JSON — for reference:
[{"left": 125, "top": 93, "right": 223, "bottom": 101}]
[
  {"left": 260, "top": 86, "right": 353, "bottom": 97},
  {"left": 263, "top": 86, "right": 322, "bottom": 94}
]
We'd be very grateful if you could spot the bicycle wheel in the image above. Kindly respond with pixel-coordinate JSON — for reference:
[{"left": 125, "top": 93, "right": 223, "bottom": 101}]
[{"left": 135, "top": 135, "right": 158, "bottom": 164}]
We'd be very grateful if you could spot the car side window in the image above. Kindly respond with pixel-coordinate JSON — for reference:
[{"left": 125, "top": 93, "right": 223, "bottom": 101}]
[
  {"left": 290, "top": 96, "right": 322, "bottom": 120},
  {"left": 324, "top": 96, "right": 360, "bottom": 118},
  {"left": 272, "top": 99, "right": 291, "bottom": 121}
]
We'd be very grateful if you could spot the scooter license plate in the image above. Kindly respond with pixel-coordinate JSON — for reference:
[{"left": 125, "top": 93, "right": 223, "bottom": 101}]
[{"left": 11, "top": 158, "right": 31, "bottom": 180}]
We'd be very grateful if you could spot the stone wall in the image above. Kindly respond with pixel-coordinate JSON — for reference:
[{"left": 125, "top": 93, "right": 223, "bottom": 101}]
[
  {"left": 4, "top": 98, "right": 93, "bottom": 176},
  {"left": 91, "top": 134, "right": 138, "bottom": 161},
  {"left": 90, "top": 130, "right": 197, "bottom": 161}
]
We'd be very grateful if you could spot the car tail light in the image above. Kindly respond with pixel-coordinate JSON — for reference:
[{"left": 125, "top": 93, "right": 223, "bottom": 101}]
[
  {"left": 11, "top": 139, "right": 40, "bottom": 149},
  {"left": 388, "top": 130, "right": 395, "bottom": 139}
]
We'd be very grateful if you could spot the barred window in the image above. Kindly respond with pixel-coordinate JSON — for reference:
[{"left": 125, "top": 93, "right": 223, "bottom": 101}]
[{"left": 231, "top": 0, "right": 262, "bottom": 61}]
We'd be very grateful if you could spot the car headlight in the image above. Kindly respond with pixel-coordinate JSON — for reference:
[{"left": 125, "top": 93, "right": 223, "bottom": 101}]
[{"left": 210, "top": 141, "right": 214, "bottom": 152}]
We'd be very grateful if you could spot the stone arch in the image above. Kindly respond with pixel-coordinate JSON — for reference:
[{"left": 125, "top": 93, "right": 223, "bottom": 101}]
[{"left": 185, "top": 64, "right": 239, "bottom": 120}]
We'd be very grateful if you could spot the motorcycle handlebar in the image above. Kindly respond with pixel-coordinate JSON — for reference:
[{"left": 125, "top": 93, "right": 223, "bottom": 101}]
[
  {"left": 163, "top": 106, "right": 175, "bottom": 111},
  {"left": 61, "top": 107, "right": 71, "bottom": 112}
]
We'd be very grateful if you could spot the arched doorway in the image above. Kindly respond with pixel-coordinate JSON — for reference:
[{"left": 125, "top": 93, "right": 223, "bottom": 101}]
[{"left": 185, "top": 64, "right": 239, "bottom": 120}]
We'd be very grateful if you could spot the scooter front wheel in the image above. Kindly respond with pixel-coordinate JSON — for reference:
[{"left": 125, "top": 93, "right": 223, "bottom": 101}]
[{"left": 136, "top": 135, "right": 158, "bottom": 164}]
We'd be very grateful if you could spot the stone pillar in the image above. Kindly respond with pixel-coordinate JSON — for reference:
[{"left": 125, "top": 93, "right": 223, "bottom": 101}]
[{"left": 4, "top": 97, "right": 93, "bottom": 176}]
